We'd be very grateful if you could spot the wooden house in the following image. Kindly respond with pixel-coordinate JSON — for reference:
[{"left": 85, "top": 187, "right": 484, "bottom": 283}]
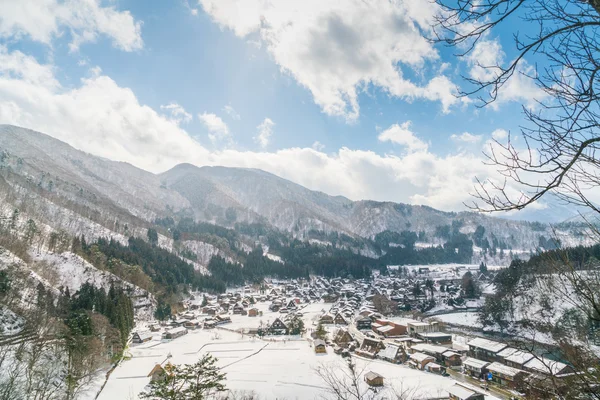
[
  {"left": 409, "top": 352, "right": 435, "bottom": 370},
  {"left": 442, "top": 350, "right": 462, "bottom": 367},
  {"left": 487, "top": 361, "right": 528, "bottom": 389},
  {"left": 314, "top": 339, "right": 327, "bottom": 354},
  {"left": 148, "top": 362, "right": 174, "bottom": 383},
  {"left": 364, "top": 371, "right": 384, "bottom": 387},
  {"left": 379, "top": 344, "right": 404, "bottom": 364},
  {"left": 268, "top": 318, "right": 288, "bottom": 335},
  {"left": 248, "top": 307, "right": 259, "bottom": 317},
  {"left": 357, "top": 338, "right": 383, "bottom": 358},
  {"left": 334, "top": 313, "right": 348, "bottom": 325},
  {"left": 356, "top": 317, "right": 372, "bottom": 330},
  {"left": 467, "top": 338, "right": 507, "bottom": 362},
  {"left": 447, "top": 383, "right": 485, "bottom": 400},
  {"left": 319, "top": 313, "right": 334, "bottom": 324},
  {"left": 463, "top": 357, "right": 490, "bottom": 379},
  {"left": 132, "top": 331, "right": 153, "bottom": 344},
  {"left": 162, "top": 327, "right": 188, "bottom": 340},
  {"left": 333, "top": 328, "right": 353, "bottom": 347}
]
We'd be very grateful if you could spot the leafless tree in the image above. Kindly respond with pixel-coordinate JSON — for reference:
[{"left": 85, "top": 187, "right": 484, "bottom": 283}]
[
  {"left": 315, "top": 358, "right": 418, "bottom": 400},
  {"left": 433, "top": 0, "right": 600, "bottom": 214},
  {"left": 433, "top": 1, "right": 600, "bottom": 397}
]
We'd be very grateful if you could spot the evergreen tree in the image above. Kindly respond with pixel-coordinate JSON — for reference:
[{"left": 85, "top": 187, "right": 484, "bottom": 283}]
[{"left": 139, "top": 354, "right": 226, "bottom": 400}]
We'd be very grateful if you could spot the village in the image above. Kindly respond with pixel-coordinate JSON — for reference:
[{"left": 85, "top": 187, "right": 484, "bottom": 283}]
[{"left": 95, "top": 265, "right": 573, "bottom": 400}]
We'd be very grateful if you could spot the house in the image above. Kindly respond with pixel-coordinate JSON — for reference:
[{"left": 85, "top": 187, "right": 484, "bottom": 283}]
[
  {"left": 132, "top": 331, "right": 153, "bottom": 344},
  {"left": 319, "top": 313, "right": 335, "bottom": 324},
  {"left": 463, "top": 357, "right": 490, "bottom": 379},
  {"left": 410, "top": 343, "right": 449, "bottom": 363},
  {"left": 407, "top": 321, "right": 434, "bottom": 335},
  {"left": 314, "top": 339, "right": 327, "bottom": 354},
  {"left": 417, "top": 331, "right": 452, "bottom": 345},
  {"left": 357, "top": 338, "right": 383, "bottom": 358},
  {"left": 498, "top": 347, "right": 535, "bottom": 369},
  {"left": 232, "top": 303, "right": 245, "bottom": 314},
  {"left": 171, "top": 318, "right": 187, "bottom": 327},
  {"left": 425, "top": 362, "right": 443, "bottom": 374},
  {"left": 148, "top": 363, "right": 174, "bottom": 383},
  {"left": 162, "top": 326, "right": 188, "bottom": 340},
  {"left": 269, "top": 303, "right": 281, "bottom": 312},
  {"left": 379, "top": 344, "right": 404, "bottom": 364},
  {"left": 269, "top": 318, "right": 288, "bottom": 335},
  {"left": 523, "top": 357, "right": 571, "bottom": 377},
  {"left": 149, "top": 323, "right": 161, "bottom": 332},
  {"left": 487, "top": 361, "right": 528, "bottom": 389},
  {"left": 248, "top": 307, "right": 259, "bottom": 317},
  {"left": 215, "top": 315, "right": 232, "bottom": 325},
  {"left": 183, "top": 320, "right": 200, "bottom": 330},
  {"left": 442, "top": 350, "right": 462, "bottom": 367},
  {"left": 373, "top": 319, "right": 407, "bottom": 337},
  {"left": 287, "top": 299, "right": 298, "bottom": 309},
  {"left": 467, "top": 338, "right": 507, "bottom": 362},
  {"left": 409, "top": 352, "right": 435, "bottom": 370},
  {"left": 333, "top": 328, "right": 354, "bottom": 347},
  {"left": 447, "top": 383, "right": 485, "bottom": 400},
  {"left": 334, "top": 313, "right": 348, "bottom": 325},
  {"left": 364, "top": 371, "right": 384, "bottom": 387}
]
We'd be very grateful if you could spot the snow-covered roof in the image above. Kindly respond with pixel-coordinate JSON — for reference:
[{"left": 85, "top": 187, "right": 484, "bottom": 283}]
[
  {"left": 467, "top": 337, "right": 507, "bottom": 353},
  {"left": 409, "top": 352, "right": 435, "bottom": 363},
  {"left": 379, "top": 345, "right": 400, "bottom": 359},
  {"left": 524, "top": 357, "right": 568, "bottom": 375},
  {"left": 447, "top": 384, "right": 481, "bottom": 400},
  {"left": 442, "top": 350, "right": 460, "bottom": 358},
  {"left": 166, "top": 326, "right": 187, "bottom": 335},
  {"left": 487, "top": 362, "right": 525, "bottom": 377},
  {"left": 376, "top": 325, "right": 395, "bottom": 333},
  {"left": 412, "top": 343, "right": 449, "bottom": 354},
  {"left": 463, "top": 357, "right": 490, "bottom": 369},
  {"left": 418, "top": 331, "right": 451, "bottom": 338},
  {"left": 500, "top": 349, "right": 535, "bottom": 365}
]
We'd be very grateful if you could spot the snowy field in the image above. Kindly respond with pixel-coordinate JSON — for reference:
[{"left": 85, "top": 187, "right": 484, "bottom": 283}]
[
  {"left": 88, "top": 301, "right": 463, "bottom": 400},
  {"left": 90, "top": 329, "right": 458, "bottom": 400},
  {"left": 430, "top": 312, "right": 482, "bottom": 328}
]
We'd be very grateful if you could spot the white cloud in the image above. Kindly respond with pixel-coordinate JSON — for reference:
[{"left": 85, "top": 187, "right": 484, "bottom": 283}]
[
  {"left": 198, "top": 112, "right": 230, "bottom": 144},
  {"left": 199, "top": 0, "right": 462, "bottom": 122},
  {"left": 0, "top": 0, "right": 143, "bottom": 52},
  {"left": 492, "top": 128, "right": 508, "bottom": 140},
  {"left": 0, "top": 47, "right": 529, "bottom": 212},
  {"left": 312, "top": 141, "right": 325, "bottom": 151},
  {"left": 378, "top": 121, "right": 428, "bottom": 153},
  {"left": 161, "top": 103, "right": 192, "bottom": 124},
  {"left": 254, "top": 118, "right": 274, "bottom": 148},
  {"left": 466, "top": 38, "right": 546, "bottom": 109},
  {"left": 223, "top": 104, "right": 240, "bottom": 120},
  {"left": 450, "top": 132, "right": 482, "bottom": 143}
]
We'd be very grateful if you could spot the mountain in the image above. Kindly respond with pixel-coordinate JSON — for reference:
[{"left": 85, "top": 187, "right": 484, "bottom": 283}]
[{"left": 0, "top": 124, "right": 592, "bottom": 254}]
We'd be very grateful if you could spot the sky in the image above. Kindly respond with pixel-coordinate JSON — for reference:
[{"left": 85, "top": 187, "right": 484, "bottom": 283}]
[{"left": 0, "top": 0, "right": 557, "bottom": 216}]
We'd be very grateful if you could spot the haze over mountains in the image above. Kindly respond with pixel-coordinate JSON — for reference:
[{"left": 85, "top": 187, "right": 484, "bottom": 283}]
[{"left": 0, "top": 124, "right": 592, "bottom": 257}]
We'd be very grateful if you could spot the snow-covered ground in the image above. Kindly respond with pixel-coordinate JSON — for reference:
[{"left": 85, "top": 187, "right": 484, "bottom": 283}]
[
  {"left": 88, "top": 300, "right": 472, "bottom": 400},
  {"left": 90, "top": 328, "right": 460, "bottom": 400},
  {"left": 430, "top": 312, "right": 482, "bottom": 328}
]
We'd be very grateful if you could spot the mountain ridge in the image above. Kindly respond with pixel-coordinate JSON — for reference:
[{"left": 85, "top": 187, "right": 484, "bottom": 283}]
[{"left": 0, "top": 124, "right": 591, "bottom": 252}]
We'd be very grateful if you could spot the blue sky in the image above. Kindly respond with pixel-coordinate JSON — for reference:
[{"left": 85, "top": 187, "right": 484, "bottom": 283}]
[{"left": 0, "top": 0, "right": 553, "bottom": 215}]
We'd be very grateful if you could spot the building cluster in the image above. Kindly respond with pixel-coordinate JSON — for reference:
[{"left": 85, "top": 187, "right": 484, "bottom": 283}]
[{"left": 463, "top": 337, "right": 573, "bottom": 397}]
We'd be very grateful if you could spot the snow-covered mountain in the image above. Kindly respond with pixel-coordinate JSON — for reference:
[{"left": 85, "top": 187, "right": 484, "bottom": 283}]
[{"left": 0, "top": 124, "right": 592, "bottom": 251}]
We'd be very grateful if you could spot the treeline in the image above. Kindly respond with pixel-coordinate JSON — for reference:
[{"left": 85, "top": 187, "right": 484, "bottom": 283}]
[
  {"left": 380, "top": 233, "right": 473, "bottom": 265},
  {"left": 208, "top": 248, "right": 309, "bottom": 286},
  {"left": 35, "top": 282, "right": 134, "bottom": 349},
  {"left": 74, "top": 236, "right": 226, "bottom": 294}
]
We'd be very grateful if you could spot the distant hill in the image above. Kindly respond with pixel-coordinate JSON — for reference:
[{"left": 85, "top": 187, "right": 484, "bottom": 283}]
[{"left": 0, "top": 124, "right": 593, "bottom": 254}]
